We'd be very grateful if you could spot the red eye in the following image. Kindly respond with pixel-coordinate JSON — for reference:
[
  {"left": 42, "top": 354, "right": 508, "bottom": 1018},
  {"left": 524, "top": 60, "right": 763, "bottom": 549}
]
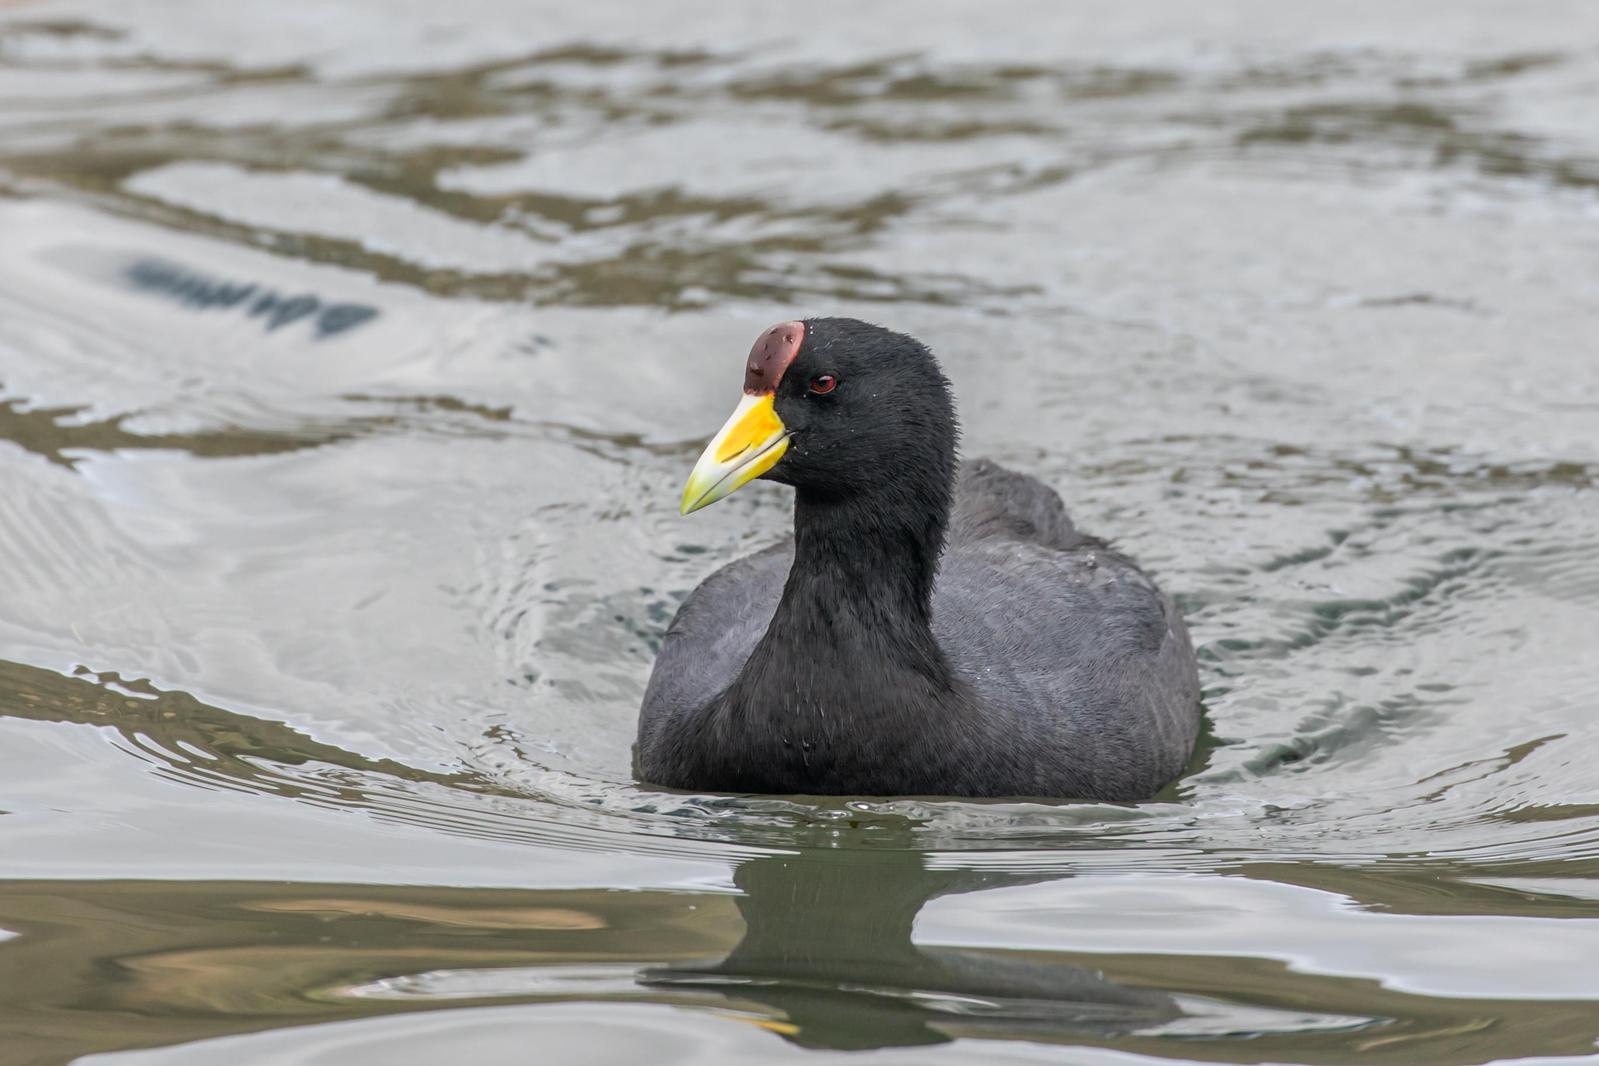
[{"left": 809, "top": 374, "right": 837, "bottom": 395}]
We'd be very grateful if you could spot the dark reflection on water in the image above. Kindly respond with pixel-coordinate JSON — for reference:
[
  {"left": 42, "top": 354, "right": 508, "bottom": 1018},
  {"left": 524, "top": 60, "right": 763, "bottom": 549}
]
[
  {"left": 3, "top": 1, "right": 1599, "bottom": 1063},
  {"left": 1239, "top": 100, "right": 1599, "bottom": 193},
  {"left": 642, "top": 849, "right": 1187, "bottom": 1052},
  {"left": 0, "top": 389, "right": 365, "bottom": 467},
  {"left": 7, "top": 851, "right": 1599, "bottom": 1065},
  {"left": 7, "top": 18, "right": 1589, "bottom": 311},
  {"left": 0, "top": 660, "right": 486, "bottom": 796}
]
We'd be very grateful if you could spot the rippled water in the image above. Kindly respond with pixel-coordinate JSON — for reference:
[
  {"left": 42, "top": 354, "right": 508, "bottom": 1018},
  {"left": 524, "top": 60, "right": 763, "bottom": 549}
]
[{"left": 2, "top": 1, "right": 1598, "bottom": 1063}]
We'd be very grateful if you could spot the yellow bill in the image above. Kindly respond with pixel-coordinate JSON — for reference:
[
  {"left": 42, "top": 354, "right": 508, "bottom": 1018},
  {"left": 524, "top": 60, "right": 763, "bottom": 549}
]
[{"left": 681, "top": 393, "right": 790, "bottom": 514}]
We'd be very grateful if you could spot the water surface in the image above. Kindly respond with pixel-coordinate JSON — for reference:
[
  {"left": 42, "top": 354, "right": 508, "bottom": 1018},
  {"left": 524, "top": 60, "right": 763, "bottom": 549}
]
[{"left": 2, "top": 1, "right": 1598, "bottom": 1063}]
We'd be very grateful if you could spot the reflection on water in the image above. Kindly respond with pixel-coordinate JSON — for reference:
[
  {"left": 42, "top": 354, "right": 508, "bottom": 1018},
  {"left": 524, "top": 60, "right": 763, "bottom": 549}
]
[
  {"left": 11, "top": 848, "right": 1599, "bottom": 1064},
  {"left": 639, "top": 850, "right": 1189, "bottom": 1051},
  {"left": 3, "top": 1, "right": 1599, "bottom": 1063}
]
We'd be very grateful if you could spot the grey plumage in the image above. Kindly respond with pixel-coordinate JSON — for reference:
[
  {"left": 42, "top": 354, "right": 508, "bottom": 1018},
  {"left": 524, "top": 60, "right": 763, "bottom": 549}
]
[
  {"left": 640, "top": 458, "right": 1199, "bottom": 799},
  {"left": 637, "top": 317, "right": 1200, "bottom": 800}
]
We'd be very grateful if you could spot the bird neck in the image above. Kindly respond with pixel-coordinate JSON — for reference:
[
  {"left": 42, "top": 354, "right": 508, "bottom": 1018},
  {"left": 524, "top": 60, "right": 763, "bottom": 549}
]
[
  {"left": 755, "top": 476, "right": 954, "bottom": 682},
  {"left": 705, "top": 448, "right": 973, "bottom": 794}
]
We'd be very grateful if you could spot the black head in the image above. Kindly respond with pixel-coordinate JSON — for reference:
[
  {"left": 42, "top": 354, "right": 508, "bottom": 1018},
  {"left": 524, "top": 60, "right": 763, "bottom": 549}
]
[
  {"left": 679, "top": 317, "right": 959, "bottom": 514},
  {"left": 767, "top": 318, "right": 958, "bottom": 499}
]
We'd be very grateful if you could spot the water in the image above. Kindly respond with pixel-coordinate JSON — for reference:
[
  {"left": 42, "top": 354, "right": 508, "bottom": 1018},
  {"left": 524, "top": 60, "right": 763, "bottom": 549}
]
[{"left": 2, "top": 1, "right": 1598, "bottom": 1062}]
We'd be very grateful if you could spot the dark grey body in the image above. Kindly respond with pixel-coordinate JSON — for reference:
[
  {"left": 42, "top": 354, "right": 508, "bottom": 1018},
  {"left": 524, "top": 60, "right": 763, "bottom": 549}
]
[{"left": 639, "top": 459, "right": 1200, "bottom": 800}]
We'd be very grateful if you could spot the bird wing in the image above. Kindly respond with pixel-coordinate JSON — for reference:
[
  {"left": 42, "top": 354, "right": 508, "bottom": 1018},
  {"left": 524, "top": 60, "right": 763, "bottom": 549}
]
[{"left": 947, "top": 458, "right": 1098, "bottom": 551}]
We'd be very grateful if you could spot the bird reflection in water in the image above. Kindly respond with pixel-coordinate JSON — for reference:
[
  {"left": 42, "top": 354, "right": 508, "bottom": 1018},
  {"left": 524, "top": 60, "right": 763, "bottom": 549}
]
[{"left": 643, "top": 843, "right": 1177, "bottom": 1051}]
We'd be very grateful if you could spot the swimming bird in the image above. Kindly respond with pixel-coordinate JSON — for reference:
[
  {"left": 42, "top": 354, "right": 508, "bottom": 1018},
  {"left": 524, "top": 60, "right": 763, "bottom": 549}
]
[{"left": 637, "top": 318, "right": 1199, "bottom": 800}]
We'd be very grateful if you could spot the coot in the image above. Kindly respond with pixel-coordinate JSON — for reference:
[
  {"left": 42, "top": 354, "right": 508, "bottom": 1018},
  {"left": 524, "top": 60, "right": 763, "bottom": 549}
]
[{"left": 637, "top": 318, "right": 1199, "bottom": 800}]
